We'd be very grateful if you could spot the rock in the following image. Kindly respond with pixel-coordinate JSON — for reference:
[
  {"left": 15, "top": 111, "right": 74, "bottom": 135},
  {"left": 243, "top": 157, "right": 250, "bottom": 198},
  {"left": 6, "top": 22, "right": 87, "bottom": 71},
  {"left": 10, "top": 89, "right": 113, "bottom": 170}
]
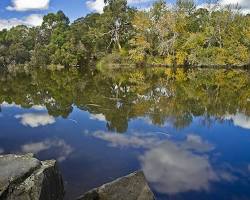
[
  {"left": 0, "top": 154, "right": 64, "bottom": 200},
  {"left": 77, "top": 171, "right": 155, "bottom": 200}
]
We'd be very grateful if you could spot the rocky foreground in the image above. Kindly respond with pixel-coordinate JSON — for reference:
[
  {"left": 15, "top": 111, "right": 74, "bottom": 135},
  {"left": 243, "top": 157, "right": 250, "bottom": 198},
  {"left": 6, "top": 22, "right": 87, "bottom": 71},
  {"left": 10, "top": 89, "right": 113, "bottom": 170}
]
[
  {"left": 0, "top": 154, "right": 155, "bottom": 200},
  {"left": 77, "top": 171, "right": 155, "bottom": 200},
  {"left": 0, "top": 154, "right": 64, "bottom": 200}
]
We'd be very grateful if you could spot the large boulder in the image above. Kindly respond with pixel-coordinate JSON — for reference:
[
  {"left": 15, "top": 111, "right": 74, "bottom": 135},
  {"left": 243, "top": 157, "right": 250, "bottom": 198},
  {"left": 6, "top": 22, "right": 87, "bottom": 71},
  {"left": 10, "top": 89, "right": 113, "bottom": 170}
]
[
  {"left": 77, "top": 171, "right": 155, "bottom": 200},
  {"left": 0, "top": 154, "right": 64, "bottom": 200}
]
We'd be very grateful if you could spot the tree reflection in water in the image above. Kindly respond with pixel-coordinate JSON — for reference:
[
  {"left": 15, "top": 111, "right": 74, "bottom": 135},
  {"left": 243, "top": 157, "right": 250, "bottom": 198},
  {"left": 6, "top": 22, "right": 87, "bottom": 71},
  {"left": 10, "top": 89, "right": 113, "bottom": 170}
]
[{"left": 0, "top": 67, "right": 249, "bottom": 132}]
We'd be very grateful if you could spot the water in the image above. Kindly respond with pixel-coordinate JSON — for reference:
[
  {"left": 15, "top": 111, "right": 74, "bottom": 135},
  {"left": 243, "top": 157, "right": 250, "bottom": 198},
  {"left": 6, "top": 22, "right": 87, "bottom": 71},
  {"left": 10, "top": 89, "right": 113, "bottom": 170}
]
[{"left": 0, "top": 68, "right": 250, "bottom": 200}]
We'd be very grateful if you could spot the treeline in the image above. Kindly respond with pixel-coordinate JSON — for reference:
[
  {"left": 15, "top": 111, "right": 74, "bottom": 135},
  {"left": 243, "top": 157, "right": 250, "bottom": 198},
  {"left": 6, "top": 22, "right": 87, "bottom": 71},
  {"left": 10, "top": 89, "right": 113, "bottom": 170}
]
[
  {"left": 0, "top": 0, "right": 249, "bottom": 69},
  {"left": 0, "top": 68, "right": 249, "bottom": 132}
]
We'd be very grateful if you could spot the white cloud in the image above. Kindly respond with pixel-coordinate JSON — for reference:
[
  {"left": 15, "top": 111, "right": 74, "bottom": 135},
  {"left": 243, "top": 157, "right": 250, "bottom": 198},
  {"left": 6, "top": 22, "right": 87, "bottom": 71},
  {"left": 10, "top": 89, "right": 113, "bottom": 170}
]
[
  {"left": 0, "top": 14, "right": 43, "bottom": 30},
  {"left": 85, "top": 0, "right": 250, "bottom": 14},
  {"left": 224, "top": 113, "right": 250, "bottom": 129},
  {"left": 220, "top": 0, "right": 250, "bottom": 13},
  {"left": 128, "top": 0, "right": 152, "bottom": 3},
  {"left": 141, "top": 138, "right": 235, "bottom": 195},
  {"left": 1, "top": 101, "right": 21, "bottom": 108},
  {"left": 6, "top": 0, "right": 50, "bottom": 11},
  {"left": 93, "top": 131, "right": 162, "bottom": 148},
  {"left": 30, "top": 105, "right": 46, "bottom": 111},
  {"left": 22, "top": 139, "right": 73, "bottom": 162},
  {"left": 220, "top": 0, "right": 249, "bottom": 8},
  {"left": 198, "top": 0, "right": 250, "bottom": 14},
  {"left": 86, "top": 0, "right": 106, "bottom": 13},
  {"left": 180, "top": 134, "right": 215, "bottom": 153},
  {"left": 93, "top": 131, "right": 236, "bottom": 194},
  {"left": 1, "top": 102, "right": 46, "bottom": 110},
  {"left": 141, "top": 141, "right": 219, "bottom": 194},
  {"left": 90, "top": 113, "right": 107, "bottom": 122},
  {"left": 24, "top": 14, "right": 44, "bottom": 26},
  {"left": 93, "top": 131, "right": 214, "bottom": 154},
  {"left": 15, "top": 113, "right": 55, "bottom": 128},
  {"left": 86, "top": 0, "right": 154, "bottom": 13}
]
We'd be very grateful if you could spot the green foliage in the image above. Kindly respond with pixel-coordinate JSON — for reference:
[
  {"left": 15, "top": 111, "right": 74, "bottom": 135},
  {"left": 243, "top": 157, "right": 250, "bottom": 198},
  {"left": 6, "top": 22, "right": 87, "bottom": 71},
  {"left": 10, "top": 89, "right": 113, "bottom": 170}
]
[
  {"left": 129, "top": 0, "right": 250, "bottom": 67},
  {"left": 0, "top": 68, "right": 249, "bottom": 132},
  {"left": 0, "top": 0, "right": 249, "bottom": 69}
]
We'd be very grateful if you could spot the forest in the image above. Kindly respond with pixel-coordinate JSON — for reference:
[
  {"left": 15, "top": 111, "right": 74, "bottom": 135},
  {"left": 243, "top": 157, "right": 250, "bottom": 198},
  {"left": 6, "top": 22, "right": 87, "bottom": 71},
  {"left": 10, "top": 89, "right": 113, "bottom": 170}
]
[
  {"left": 0, "top": 67, "right": 249, "bottom": 132},
  {"left": 0, "top": 0, "right": 249, "bottom": 69}
]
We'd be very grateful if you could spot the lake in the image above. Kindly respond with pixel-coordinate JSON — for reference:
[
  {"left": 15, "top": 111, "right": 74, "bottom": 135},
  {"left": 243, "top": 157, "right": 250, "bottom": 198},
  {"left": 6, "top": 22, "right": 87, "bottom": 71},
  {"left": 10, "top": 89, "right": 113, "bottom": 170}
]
[{"left": 0, "top": 67, "right": 249, "bottom": 200}]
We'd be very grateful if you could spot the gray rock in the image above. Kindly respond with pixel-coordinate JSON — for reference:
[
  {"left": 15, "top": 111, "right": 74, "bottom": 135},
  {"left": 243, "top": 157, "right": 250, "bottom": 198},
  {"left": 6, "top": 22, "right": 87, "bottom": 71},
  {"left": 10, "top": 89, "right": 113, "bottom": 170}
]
[
  {"left": 0, "top": 154, "right": 64, "bottom": 200},
  {"left": 77, "top": 171, "right": 155, "bottom": 200}
]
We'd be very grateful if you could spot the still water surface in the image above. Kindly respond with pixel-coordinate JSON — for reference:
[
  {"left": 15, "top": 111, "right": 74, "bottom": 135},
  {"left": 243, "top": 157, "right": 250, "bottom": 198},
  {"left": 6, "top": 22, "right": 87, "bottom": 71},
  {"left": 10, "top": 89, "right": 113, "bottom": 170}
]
[{"left": 0, "top": 68, "right": 250, "bottom": 200}]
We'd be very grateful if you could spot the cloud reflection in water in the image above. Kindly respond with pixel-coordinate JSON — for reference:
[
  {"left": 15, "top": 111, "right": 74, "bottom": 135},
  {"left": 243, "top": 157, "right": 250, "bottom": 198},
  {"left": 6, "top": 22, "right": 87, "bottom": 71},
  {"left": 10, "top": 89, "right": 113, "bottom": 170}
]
[
  {"left": 15, "top": 113, "right": 55, "bottom": 128},
  {"left": 93, "top": 131, "right": 236, "bottom": 195},
  {"left": 90, "top": 113, "right": 106, "bottom": 122},
  {"left": 1, "top": 102, "right": 46, "bottom": 110},
  {"left": 22, "top": 139, "right": 73, "bottom": 162},
  {"left": 93, "top": 131, "right": 161, "bottom": 148},
  {"left": 224, "top": 113, "right": 250, "bottom": 130},
  {"left": 141, "top": 141, "right": 218, "bottom": 194}
]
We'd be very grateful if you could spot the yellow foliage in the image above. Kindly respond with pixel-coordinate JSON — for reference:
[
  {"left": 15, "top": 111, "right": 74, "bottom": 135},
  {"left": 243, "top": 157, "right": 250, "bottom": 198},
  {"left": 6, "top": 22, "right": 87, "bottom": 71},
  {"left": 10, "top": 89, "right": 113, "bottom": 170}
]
[
  {"left": 132, "top": 12, "right": 151, "bottom": 32},
  {"left": 214, "top": 48, "right": 227, "bottom": 65},
  {"left": 164, "top": 68, "right": 187, "bottom": 81},
  {"left": 175, "top": 68, "right": 188, "bottom": 82},
  {"left": 129, "top": 49, "right": 144, "bottom": 63},
  {"left": 176, "top": 52, "right": 188, "bottom": 65},
  {"left": 165, "top": 68, "right": 172, "bottom": 78},
  {"left": 128, "top": 71, "right": 145, "bottom": 84},
  {"left": 234, "top": 45, "right": 249, "bottom": 64},
  {"left": 164, "top": 56, "right": 174, "bottom": 66}
]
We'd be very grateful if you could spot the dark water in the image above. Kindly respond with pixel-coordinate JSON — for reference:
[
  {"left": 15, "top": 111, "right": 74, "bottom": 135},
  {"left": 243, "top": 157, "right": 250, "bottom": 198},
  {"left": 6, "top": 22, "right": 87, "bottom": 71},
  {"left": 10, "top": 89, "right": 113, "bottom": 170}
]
[{"left": 0, "top": 67, "right": 250, "bottom": 200}]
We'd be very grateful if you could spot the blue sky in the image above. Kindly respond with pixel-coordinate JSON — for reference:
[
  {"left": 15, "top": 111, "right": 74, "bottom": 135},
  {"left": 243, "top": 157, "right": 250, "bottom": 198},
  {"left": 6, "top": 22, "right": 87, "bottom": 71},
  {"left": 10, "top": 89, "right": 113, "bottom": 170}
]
[
  {"left": 0, "top": 0, "right": 169, "bottom": 21},
  {"left": 0, "top": 0, "right": 249, "bottom": 30}
]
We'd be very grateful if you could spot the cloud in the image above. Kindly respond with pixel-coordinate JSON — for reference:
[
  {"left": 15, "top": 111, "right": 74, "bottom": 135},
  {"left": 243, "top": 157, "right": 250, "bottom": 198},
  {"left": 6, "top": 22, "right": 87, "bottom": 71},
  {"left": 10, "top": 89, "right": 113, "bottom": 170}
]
[
  {"left": 1, "top": 102, "right": 46, "bottom": 110},
  {"left": 141, "top": 141, "right": 219, "bottom": 194},
  {"left": 1, "top": 101, "right": 21, "bottom": 108},
  {"left": 180, "top": 134, "right": 215, "bottom": 153},
  {"left": 198, "top": 0, "right": 250, "bottom": 14},
  {"left": 22, "top": 139, "right": 73, "bottom": 162},
  {"left": 85, "top": 0, "right": 250, "bottom": 14},
  {"left": 6, "top": 0, "right": 50, "bottom": 11},
  {"left": 86, "top": 0, "right": 154, "bottom": 13},
  {"left": 220, "top": 0, "right": 250, "bottom": 13},
  {"left": 140, "top": 138, "right": 235, "bottom": 195},
  {"left": 90, "top": 113, "right": 107, "bottom": 122},
  {"left": 93, "top": 131, "right": 236, "bottom": 195},
  {"left": 86, "top": 0, "right": 106, "bottom": 13},
  {"left": 15, "top": 113, "right": 55, "bottom": 128},
  {"left": 93, "top": 131, "right": 213, "bottom": 152},
  {"left": 30, "top": 105, "right": 46, "bottom": 111},
  {"left": 0, "top": 14, "right": 43, "bottom": 30},
  {"left": 24, "top": 14, "right": 44, "bottom": 26},
  {"left": 128, "top": 0, "right": 152, "bottom": 3},
  {"left": 224, "top": 113, "right": 250, "bottom": 129},
  {"left": 93, "top": 131, "right": 162, "bottom": 148},
  {"left": 220, "top": 0, "right": 249, "bottom": 8}
]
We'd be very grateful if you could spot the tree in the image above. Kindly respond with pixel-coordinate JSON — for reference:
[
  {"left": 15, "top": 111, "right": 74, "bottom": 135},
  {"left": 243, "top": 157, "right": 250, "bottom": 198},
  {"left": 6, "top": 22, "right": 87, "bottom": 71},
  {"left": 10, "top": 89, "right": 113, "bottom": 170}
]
[
  {"left": 31, "top": 11, "right": 70, "bottom": 66},
  {"left": 176, "top": 0, "right": 196, "bottom": 15},
  {"left": 0, "top": 0, "right": 249, "bottom": 68},
  {"left": 102, "top": 0, "right": 134, "bottom": 51}
]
